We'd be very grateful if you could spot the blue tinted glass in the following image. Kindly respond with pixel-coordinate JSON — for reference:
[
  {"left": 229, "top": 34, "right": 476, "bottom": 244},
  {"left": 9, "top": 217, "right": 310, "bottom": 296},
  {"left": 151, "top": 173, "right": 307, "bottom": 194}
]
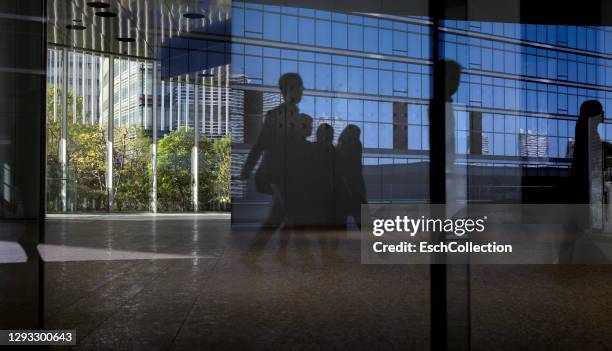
[
  {"left": 364, "top": 122, "right": 378, "bottom": 148},
  {"left": 394, "top": 72, "right": 407, "bottom": 95},
  {"left": 379, "top": 70, "right": 393, "bottom": 96},
  {"left": 315, "top": 97, "right": 331, "bottom": 116},
  {"left": 300, "top": 96, "right": 315, "bottom": 117},
  {"left": 348, "top": 25, "right": 363, "bottom": 51},
  {"left": 281, "top": 15, "right": 297, "bottom": 42},
  {"left": 332, "top": 65, "right": 348, "bottom": 92},
  {"left": 348, "top": 99, "right": 363, "bottom": 121},
  {"left": 482, "top": 114, "right": 493, "bottom": 132},
  {"left": 493, "top": 134, "right": 504, "bottom": 155},
  {"left": 232, "top": 8, "right": 244, "bottom": 36},
  {"left": 422, "top": 126, "right": 429, "bottom": 150},
  {"left": 559, "top": 138, "right": 569, "bottom": 157},
  {"left": 281, "top": 59, "right": 297, "bottom": 75},
  {"left": 316, "top": 20, "right": 331, "bottom": 47},
  {"left": 379, "top": 29, "right": 393, "bottom": 54},
  {"left": 245, "top": 56, "right": 262, "bottom": 80},
  {"left": 263, "top": 12, "right": 280, "bottom": 40},
  {"left": 348, "top": 67, "right": 363, "bottom": 93},
  {"left": 408, "top": 104, "right": 421, "bottom": 124},
  {"left": 408, "top": 73, "right": 421, "bottom": 99},
  {"left": 379, "top": 102, "right": 393, "bottom": 123},
  {"left": 364, "top": 27, "right": 378, "bottom": 53},
  {"left": 364, "top": 69, "right": 378, "bottom": 95},
  {"left": 298, "top": 61, "right": 315, "bottom": 89},
  {"left": 333, "top": 98, "right": 348, "bottom": 120},
  {"left": 379, "top": 124, "right": 393, "bottom": 149},
  {"left": 315, "top": 63, "right": 331, "bottom": 90},
  {"left": 505, "top": 134, "right": 517, "bottom": 156},
  {"left": 245, "top": 10, "right": 262, "bottom": 36},
  {"left": 263, "top": 58, "right": 280, "bottom": 85},
  {"left": 298, "top": 18, "right": 315, "bottom": 45},
  {"left": 364, "top": 101, "right": 378, "bottom": 122},
  {"left": 408, "top": 33, "right": 421, "bottom": 58},
  {"left": 333, "top": 22, "right": 348, "bottom": 49},
  {"left": 408, "top": 125, "right": 421, "bottom": 149}
]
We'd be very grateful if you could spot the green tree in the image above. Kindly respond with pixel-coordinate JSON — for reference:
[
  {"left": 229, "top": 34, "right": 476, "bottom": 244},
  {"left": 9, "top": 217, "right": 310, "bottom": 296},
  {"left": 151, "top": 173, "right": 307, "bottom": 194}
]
[
  {"left": 199, "top": 134, "right": 231, "bottom": 210},
  {"left": 157, "top": 126, "right": 193, "bottom": 211},
  {"left": 113, "top": 127, "right": 151, "bottom": 211}
]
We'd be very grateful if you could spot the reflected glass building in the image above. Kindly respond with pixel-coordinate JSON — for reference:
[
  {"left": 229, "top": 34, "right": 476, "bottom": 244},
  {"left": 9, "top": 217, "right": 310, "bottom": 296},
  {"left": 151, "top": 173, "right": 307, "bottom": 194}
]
[{"left": 230, "top": 2, "right": 612, "bottom": 220}]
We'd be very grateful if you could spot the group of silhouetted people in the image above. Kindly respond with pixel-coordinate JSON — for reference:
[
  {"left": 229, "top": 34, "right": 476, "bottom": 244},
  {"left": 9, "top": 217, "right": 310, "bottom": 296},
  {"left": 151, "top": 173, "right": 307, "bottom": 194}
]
[
  {"left": 239, "top": 66, "right": 611, "bottom": 264},
  {"left": 240, "top": 73, "right": 367, "bottom": 232}
]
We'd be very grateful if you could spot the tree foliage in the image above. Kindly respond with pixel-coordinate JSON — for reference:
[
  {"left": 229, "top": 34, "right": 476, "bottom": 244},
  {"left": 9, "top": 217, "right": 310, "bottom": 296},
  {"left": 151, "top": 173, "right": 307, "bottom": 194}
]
[{"left": 46, "top": 86, "right": 231, "bottom": 212}]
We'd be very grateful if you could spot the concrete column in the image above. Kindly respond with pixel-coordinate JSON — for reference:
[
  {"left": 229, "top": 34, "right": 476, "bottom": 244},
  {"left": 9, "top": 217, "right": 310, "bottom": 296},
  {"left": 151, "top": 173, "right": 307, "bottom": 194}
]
[
  {"left": 225, "top": 64, "right": 229, "bottom": 134},
  {"left": 192, "top": 75, "right": 199, "bottom": 212},
  {"left": 202, "top": 74, "right": 206, "bottom": 134},
  {"left": 107, "top": 56, "right": 114, "bottom": 211},
  {"left": 72, "top": 51, "right": 76, "bottom": 123},
  {"left": 169, "top": 80, "right": 173, "bottom": 130},
  {"left": 143, "top": 62, "right": 148, "bottom": 128},
  {"left": 90, "top": 54, "right": 95, "bottom": 124},
  {"left": 53, "top": 50, "right": 57, "bottom": 122},
  {"left": 217, "top": 66, "right": 222, "bottom": 135},
  {"left": 209, "top": 70, "right": 213, "bottom": 134},
  {"left": 177, "top": 76, "right": 182, "bottom": 127},
  {"left": 61, "top": 48, "right": 68, "bottom": 212},
  {"left": 151, "top": 62, "right": 158, "bottom": 213},
  {"left": 127, "top": 59, "right": 131, "bottom": 126},
  {"left": 185, "top": 74, "right": 190, "bottom": 127},
  {"left": 81, "top": 52, "right": 85, "bottom": 123}
]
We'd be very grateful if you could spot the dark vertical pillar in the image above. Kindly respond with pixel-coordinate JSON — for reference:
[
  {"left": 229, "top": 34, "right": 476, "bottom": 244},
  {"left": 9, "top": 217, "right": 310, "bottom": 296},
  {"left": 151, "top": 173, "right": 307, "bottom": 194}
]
[
  {"left": 244, "top": 90, "right": 263, "bottom": 144},
  {"left": 393, "top": 102, "right": 408, "bottom": 150},
  {"left": 469, "top": 111, "right": 482, "bottom": 155},
  {"left": 429, "top": 2, "right": 448, "bottom": 349},
  {"left": 0, "top": 0, "right": 45, "bottom": 219},
  {"left": 0, "top": 0, "right": 46, "bottom": 329}
]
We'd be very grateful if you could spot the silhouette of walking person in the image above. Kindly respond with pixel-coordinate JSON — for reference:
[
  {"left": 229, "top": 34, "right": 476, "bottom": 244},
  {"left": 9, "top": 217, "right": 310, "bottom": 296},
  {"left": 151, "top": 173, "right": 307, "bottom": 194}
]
[
  {"left": 240, "top": 73, "right": 313, "bottom": 263},
  {"left": 309, "top": 123, "right": 335, "bottom": 226},
  {"left": 335, "top": 124, "right": 367, "bottom": 229},
  {"left": 561, "top": 100, "right": 612, "bottom": 263},
  {"left": 429, "top": 59, "right": 463, "bottom": 206}
]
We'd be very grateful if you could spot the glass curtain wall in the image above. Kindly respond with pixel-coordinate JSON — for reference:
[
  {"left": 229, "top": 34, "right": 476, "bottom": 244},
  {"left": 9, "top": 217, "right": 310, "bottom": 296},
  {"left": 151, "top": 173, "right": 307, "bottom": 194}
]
[
  {"left": 46, "top": 47, "right": 107, "bottom": 212},
  {"left": 230, "top": 2, "right": 612, "bottom": 214},
  {"left": 110, "top": 57, "right": 152, "bottom": 211},
  {"left": 46, "top": 46, "right": 231, "bottom": 213}
]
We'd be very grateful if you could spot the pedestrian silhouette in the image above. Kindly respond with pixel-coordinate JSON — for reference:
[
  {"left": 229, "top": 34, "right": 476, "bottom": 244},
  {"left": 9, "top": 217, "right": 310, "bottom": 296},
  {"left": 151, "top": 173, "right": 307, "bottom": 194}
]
[
  {"left": 429, "top": 59, "right": 463, "bottom": 205},
  {"left": 335, "top": 124, "right": 367, "bottom": 229},
  {"left": 240, "top": 73, "right": 313, "bottom": 262},
  {"left": 309, "top": 123, "right": 335, "bottom": 226},
  {"left": 561, "top": 100, "right": 612, "bottom": 263}
]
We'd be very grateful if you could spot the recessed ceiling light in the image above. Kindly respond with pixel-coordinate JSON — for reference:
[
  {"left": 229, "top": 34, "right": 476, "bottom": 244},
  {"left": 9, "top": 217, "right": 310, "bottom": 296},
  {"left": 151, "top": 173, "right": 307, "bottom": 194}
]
[
  {"left": 117, "top": 37, "right": 135, "bottom": 43},
  {"left": 87, "top": 2, "right": 110, "bottom": 8},
  {"left": 183, "top": 13, "right": 205, "bottom": 19},
  {"left": 95, "top": 11, "right": 117, "bottom": 18},
  {"left": 66, "top": 24, "right": 87, "bottom": 30}
]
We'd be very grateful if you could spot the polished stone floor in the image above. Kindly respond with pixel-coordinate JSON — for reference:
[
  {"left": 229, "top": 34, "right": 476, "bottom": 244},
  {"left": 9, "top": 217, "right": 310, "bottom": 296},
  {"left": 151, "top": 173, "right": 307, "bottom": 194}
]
[{"left": 2, "top": 215, "right": 612, "bottom": 350}]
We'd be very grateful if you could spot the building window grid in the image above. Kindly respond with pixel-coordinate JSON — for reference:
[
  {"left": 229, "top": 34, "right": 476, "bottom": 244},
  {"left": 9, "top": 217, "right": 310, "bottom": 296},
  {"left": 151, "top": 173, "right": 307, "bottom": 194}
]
[{"left": 231, "top": 3, "right": 612, "bottom": 161}]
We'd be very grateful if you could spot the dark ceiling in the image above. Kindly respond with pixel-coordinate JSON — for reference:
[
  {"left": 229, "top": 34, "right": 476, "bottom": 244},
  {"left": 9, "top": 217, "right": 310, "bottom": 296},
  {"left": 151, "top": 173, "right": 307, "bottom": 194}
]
[{"left": 47, "top": 0, "right": 611, "bottom": 60}]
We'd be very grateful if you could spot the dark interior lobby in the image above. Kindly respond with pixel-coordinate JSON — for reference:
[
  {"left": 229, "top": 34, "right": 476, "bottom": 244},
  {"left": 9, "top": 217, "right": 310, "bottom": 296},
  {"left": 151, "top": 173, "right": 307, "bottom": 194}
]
[{"left": 2, "top": 0, "right": 612, "bottom": 350}]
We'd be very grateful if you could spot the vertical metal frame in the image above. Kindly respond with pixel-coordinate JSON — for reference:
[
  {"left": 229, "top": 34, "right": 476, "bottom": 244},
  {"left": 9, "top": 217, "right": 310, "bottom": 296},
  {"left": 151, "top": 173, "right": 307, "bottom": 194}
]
[
  {"left": 107, "top": 55, "right": 114, "bottom": 211},
  {"left": 192, "top": 74, "right": 199, "bottom": 211},
  {"left": 151, "top": 62, "right": 158, "bottom": 212},
  {"left": 60, "top": 48, "right": 68, "bottom": 212}
]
